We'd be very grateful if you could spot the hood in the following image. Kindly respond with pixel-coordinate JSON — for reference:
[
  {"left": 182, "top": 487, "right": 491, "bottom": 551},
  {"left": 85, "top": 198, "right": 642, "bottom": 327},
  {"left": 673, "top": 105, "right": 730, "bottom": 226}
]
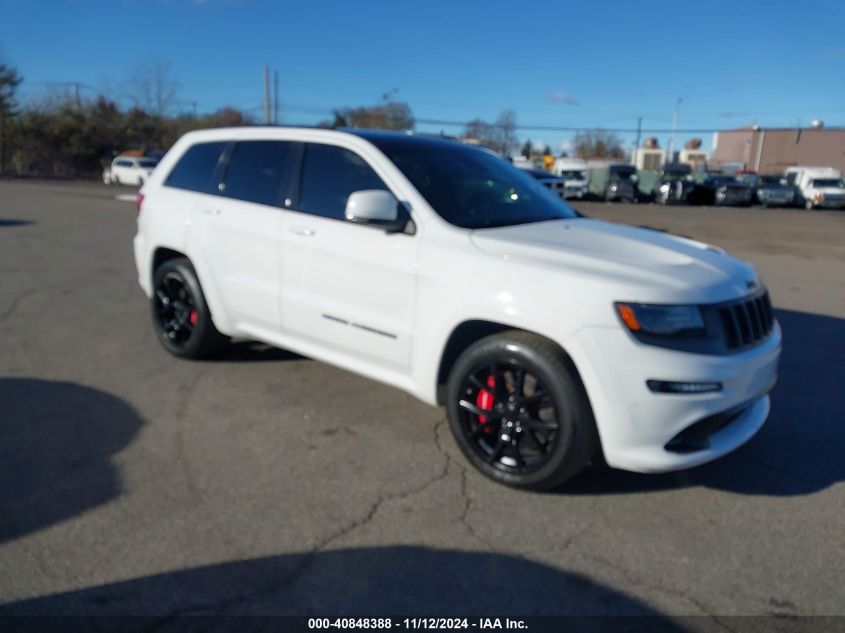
[{"left": 469, "top": 218, "right": 759, "bottom": 303}]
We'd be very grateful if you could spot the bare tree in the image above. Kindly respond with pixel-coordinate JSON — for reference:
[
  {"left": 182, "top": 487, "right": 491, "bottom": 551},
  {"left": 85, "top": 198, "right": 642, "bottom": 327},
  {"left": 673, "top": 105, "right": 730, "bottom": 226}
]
[
  {"left": 125, "top": 61, "right": 181, "bottom": 117},
  {"left": 341, "top": 101, "right": 414, "bottom": 131},
  {"left": 573, "top": 129, "right": 625, "bottom": 160},
  {"left": 462, "top": 110, "right": 519, "bottom": 156},
  {"left": 496, "top": 109, "right": 518, "bottom": 156}
]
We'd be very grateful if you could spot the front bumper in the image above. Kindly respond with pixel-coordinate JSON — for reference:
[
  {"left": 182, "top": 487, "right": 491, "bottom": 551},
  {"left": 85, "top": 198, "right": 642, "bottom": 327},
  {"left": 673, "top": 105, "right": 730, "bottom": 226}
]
[
  {"left": 569, "top": 322, "right": 781, "bottom": 473},
  {"left": 715, "top": 191, "right": 752, "bottom": 205},
  {"left": 757, "top": 191, "right": 794, "bottom": 205},
  {"left": 811, "top": 198, "right": 845, "bottom": 209}
]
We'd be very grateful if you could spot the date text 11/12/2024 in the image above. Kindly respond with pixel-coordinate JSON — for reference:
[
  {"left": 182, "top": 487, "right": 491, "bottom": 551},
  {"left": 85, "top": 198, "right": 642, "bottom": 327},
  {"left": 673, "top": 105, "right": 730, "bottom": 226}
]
[{"left": 308, "top": 618, "right": 528, "bottom": 630}]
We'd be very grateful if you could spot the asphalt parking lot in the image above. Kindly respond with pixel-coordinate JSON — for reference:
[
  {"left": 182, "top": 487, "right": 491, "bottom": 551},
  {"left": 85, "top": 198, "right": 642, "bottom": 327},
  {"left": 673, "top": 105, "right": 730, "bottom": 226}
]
[{"left": 1, "top": 180, "right": 844, "bottom": 620}]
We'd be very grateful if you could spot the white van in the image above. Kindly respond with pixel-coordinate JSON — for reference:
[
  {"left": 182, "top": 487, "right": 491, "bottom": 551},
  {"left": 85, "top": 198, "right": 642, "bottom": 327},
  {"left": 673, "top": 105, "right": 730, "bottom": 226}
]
[
  {"left": 784, "top": 166, "right": 845, "bottom": 210},
  {"left": 552, "top": 158, "right": 588, "bottom": 199}
]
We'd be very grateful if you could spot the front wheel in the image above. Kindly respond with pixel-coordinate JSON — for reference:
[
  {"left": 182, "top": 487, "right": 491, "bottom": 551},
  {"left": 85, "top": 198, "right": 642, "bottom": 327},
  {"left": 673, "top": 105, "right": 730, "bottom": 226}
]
[
  {"left": 446, "top": 331, "right": 599, "bottom": 490},
  {"left": 151, "top": 258, "right": 228, "bottom": 359}
]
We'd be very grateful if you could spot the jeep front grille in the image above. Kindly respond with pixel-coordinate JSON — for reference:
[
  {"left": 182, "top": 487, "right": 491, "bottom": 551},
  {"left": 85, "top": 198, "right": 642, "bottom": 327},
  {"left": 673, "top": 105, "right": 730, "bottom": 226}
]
[{"left": 719, "top": 291, "right": 775, "bottom": 350}]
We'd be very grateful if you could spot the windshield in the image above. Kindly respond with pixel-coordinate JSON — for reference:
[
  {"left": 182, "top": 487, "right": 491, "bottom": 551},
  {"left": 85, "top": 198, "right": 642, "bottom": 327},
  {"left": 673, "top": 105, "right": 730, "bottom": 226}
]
[
  {"left": 368, "top": 136, "right": 579, "bottom": 229},
  {"left": 811, "top": 178, "right": 841, "bottom": 188},
  {"left": 608, "top": 167, "right": 635, "bottom": 182},
  {"left": 560, "top": 170, "right": 586, "bottom": 180}
]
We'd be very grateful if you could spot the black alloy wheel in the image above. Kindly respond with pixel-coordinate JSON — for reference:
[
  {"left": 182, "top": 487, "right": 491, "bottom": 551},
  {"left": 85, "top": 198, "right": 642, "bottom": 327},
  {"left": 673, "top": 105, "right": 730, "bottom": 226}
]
[
  {"left": 154, "top": 270, "right": 198, "bottom": 348},
  {"left": 151, "top": 257, "right": 228, "bottom": 359},
  {"left": 446, "top": 331, "right": 599, "bottom": 490},
  {"left": 456, "top": 362, "right": 560, "bottom": 474}
]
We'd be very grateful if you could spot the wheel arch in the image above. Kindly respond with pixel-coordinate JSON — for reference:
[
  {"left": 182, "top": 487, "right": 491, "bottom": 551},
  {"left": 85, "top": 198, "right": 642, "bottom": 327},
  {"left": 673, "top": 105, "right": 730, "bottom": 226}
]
[
  {"left": 150, "top": 246, "right": 233, "bottom": 336},
  {"left": 151, "top": 247, "right": 187, "bottom": 285},
  {"left": 434, "top": 320, "right": 592, "bottom": 411}
]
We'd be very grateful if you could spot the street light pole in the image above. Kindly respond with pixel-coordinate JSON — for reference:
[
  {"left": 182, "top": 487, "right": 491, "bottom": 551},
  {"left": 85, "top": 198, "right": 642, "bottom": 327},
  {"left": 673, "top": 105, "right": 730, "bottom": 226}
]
[{"left": 668, "top": 97, "right": 683, "bottom": 163}]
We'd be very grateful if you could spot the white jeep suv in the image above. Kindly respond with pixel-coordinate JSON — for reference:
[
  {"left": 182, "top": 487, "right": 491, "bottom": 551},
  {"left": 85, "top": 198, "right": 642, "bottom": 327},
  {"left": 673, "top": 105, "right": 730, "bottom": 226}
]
[{"left": 133, "top": 127, "right": 782, "bottom": 490}]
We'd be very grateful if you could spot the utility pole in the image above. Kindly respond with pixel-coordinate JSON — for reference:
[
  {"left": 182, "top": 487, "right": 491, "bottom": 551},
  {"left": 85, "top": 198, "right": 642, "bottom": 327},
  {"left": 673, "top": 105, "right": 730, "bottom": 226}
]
[
  {"left": 668, "top": 97, "right": 682, "bottom": 163},
  {"left": 263, "top": 65, "right": 271, "bottom": 125},
  {"left": 74, "top": 82, "right": 81, "bottom": 109},
  {"left": 634, "top": 116, "right": 642, "bottom": 166},
  {"left": 273, "top": 70, "right": 279, "bottom": 125}
]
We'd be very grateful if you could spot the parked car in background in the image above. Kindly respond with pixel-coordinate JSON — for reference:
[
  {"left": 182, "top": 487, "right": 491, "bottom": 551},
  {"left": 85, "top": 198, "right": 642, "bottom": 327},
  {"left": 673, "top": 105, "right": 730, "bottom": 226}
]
[
  {"left": 735, "top": 173, "right": 797, "bottom": 207},
  {"left": 784, "top": 166, "right": 845, "bottom": 210},
  {"left": 552, "top": 158, "right": 588, "bottom": 199},
  {"left": 587, "top": 163, "right": 639, "bottom": 203},
  {"left": 655, "top": 163, "right": 695, "bottom": 205},
  {"left": 134, "top": 127, "right": 781, "bottom": 490},
  {"left": 104, "top": 156, "right": 159, "bottom": 186},
  {"left": 800, "top": 176, "right": 845, "bottom": 210},
  {"left": 524, "top": 169, "right": 567, "bottom": 199},
  {"left": 688, "top": 175, "right": 753, "bottom": 206}
]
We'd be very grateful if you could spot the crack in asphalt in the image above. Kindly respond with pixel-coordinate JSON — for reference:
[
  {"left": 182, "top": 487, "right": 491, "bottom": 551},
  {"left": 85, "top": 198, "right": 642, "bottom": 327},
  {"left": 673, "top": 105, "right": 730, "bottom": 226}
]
[
  {"left": 0, "top": 288, "right": 39, "bottom": 321},
  {"left": 169, "top": 367, "right": 214, "bottom": 502},
  {"left": 578, "top": 551, "right": 720, "bottom": 618},
  {"left": 145, "top": 417, "right": 457, "bottom": 626}
]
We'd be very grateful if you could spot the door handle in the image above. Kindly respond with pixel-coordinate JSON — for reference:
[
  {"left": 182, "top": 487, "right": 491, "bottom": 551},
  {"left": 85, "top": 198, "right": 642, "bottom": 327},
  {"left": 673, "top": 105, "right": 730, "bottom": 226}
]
[{"left": 290, "top": 226, "right": 315, "bottom": 236}]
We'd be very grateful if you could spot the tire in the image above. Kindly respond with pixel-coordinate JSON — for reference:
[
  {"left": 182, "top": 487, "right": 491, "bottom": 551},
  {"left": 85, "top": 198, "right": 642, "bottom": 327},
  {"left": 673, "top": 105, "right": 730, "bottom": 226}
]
[
  {"left": 446, "top": 330, "right": 599, "bottom": 491},
  {"left": 151, "top": 258, "right": 228, "bottom": 359}
]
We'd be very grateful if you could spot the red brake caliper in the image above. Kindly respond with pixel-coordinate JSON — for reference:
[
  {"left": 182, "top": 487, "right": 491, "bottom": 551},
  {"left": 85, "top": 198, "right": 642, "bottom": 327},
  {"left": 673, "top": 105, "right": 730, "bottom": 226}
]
[
  {"left": 189, "top": 310, "right": 199, "bottom": 326},
  {"left": 475, "top": 374, "right": 497, "bottom": 433}
]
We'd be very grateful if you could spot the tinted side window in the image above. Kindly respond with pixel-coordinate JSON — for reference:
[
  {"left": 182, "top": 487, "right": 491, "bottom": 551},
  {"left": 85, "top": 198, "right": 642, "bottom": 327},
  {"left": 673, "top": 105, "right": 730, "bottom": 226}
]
[
  {"left": 165, "top": 142, "right": 227, "bottom": 193},
  {"left": 299, "top": 144, "right": 387, "bottom": 220},
  {"left": 222, "top": 141, "right": 297, "bottom": 207}
]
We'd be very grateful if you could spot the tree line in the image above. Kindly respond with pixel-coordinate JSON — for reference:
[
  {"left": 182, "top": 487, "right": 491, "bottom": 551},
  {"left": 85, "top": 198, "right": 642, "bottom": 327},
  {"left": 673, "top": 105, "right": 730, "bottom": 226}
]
[
  {"left": 0, "top": 58, "right": 625, "bottom": 178},
  {"left": 0, "top": 61, "right": 252, "bottom": 177}
]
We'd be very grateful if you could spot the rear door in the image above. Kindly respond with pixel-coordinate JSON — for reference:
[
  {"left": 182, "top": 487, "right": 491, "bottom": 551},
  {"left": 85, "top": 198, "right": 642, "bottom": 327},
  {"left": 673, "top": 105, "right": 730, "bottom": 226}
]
[
  {"left": 193, "top": 140, "right": 301, "bottom": 331},
  {"left": 279, "top": 142, "right": 418, "bottom": 372}
]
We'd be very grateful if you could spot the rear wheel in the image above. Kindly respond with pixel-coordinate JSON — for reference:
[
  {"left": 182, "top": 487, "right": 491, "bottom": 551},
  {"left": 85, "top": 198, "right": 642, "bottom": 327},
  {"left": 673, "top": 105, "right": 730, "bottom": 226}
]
[
  {"left": 446, "top": 331, "right": 598, "bottom": 490},
  {"left": 151, "top": 258, "right": 228, "bottom": 359}
]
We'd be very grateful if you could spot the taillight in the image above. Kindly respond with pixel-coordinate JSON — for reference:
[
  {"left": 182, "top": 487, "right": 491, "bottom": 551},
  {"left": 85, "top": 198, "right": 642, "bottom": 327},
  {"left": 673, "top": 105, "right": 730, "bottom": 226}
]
[{"left": 137, "top": 193, "right": 145, "bottom": 215}]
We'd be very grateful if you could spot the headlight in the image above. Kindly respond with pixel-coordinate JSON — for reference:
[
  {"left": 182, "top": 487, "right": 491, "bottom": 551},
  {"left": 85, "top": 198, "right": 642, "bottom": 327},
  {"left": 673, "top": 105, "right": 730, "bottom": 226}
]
[{"left": 615, "top": 303, "right": 706, "bottom": 337}]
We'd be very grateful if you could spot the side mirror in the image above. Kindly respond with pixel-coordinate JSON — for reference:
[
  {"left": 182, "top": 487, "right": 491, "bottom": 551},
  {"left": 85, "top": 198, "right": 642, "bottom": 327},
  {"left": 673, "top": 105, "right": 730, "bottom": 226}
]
[{"left": 345, "top": 190, "right": 413, "bottom": 234}]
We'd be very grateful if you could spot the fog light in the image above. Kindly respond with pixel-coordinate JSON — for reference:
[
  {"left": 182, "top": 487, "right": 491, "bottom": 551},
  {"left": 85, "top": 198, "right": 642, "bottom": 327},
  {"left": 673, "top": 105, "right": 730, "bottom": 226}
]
[{"left": 647, "top": 380, "right": 722, "bottom": 394}]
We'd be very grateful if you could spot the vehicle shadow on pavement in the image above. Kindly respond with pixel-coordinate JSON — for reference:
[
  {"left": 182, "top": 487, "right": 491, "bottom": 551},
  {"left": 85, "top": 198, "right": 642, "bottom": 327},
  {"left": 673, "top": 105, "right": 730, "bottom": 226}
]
[
  {"left": 0, "top": 378, "right": 143, "bottom": 544},
  {"left": 0, "top": 545, "right": 682, "bottom": 625},
  {"left": 0, "top": 219, "right": 34, "bottom": 227},
  {"left": 210, "top": 341, "right": 306, "bottom": 363},
  {"left": 563, "top": 308, "right": 845, "bottom": 497}
]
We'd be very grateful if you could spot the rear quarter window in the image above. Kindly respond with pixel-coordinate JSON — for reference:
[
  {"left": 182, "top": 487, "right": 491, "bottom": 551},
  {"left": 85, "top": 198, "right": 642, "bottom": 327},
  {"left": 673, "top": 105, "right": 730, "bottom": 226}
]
[
  {"left": 165, "top": 142, "right": 228, "bottom": 193},
  {"left": 221, "top": 141, "right": 299, "bottom": 207}
]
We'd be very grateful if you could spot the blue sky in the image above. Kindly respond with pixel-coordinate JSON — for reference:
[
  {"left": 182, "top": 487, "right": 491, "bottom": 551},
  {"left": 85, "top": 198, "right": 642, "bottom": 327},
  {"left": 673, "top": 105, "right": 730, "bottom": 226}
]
[{"left": 2, "top": 0, "right": 844, "bottom": 153}]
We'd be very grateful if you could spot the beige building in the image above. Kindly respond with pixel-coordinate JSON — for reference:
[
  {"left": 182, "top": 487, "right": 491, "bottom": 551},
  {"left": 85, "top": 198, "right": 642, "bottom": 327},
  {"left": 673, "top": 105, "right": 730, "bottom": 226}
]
[{"left": 712, "top": 126, "right": 845, "bottom": 174}]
